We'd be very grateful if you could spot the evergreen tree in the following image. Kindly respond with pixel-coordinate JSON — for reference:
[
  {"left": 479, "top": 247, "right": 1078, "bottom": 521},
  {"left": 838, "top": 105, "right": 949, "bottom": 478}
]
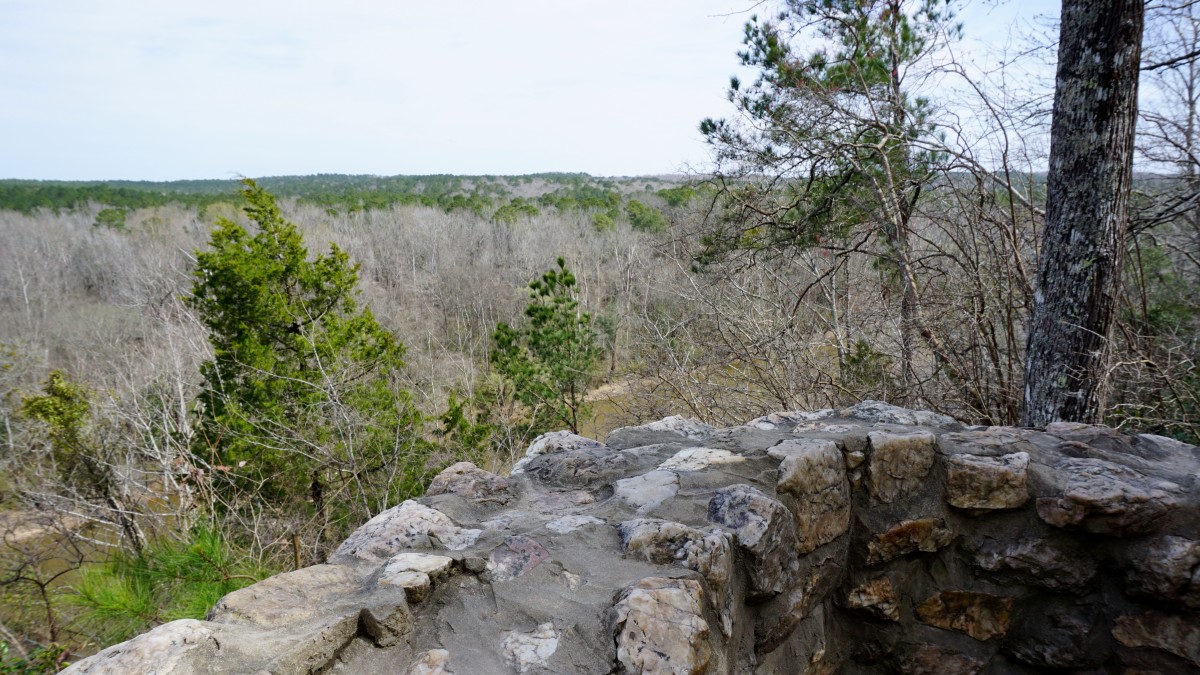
[
  {"left": 188, "top": 180, "right": 426, "bottom": 524},
  {"left": 491, "top": 259, "right": 600, "bottom": 434},
  {"left": 699, "top": 0, "right": 968, "bottom": 395}
]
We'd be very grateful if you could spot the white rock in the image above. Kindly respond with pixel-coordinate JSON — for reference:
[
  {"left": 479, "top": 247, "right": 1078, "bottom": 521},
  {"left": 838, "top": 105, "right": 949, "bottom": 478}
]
[
  {"left": 545, "top": 514, "right": 606, "bottom": 533},
  {"left": 768, "top": 438, "right": 839, "bottom": 460},
  {"left": 611, "top": 415, "right": 716, "bottom": 440},
  {"left": 511, "top": 430, "right": 603, "bottom": 474},
  {"left": 615, "top": 470, "right": 680, "bottom": 514},
  {"left": 59, "top": 619, "right": 211, "bottom": 675},
  {"left": 404, "top": 649, "right": 452, "bottom": 675},
  {"left": 793, "top": 422, "right": 856, "bottom": 433},
  {"left": 840, "top": 400, "right": 957, "bottom": 428},
  {"left": 563, "top": 571, "right": 583, "bottom": 590},
  {"left": 658, "top": 447, "right": 746, "bottom": 472},
  {"left": 619, "top": 519, "right": 735, "bottom": 635},
  {"left": 749, "top": 410, "right": 836, "bottom": 428},
  {"left": 946, "top": 451, "right": 1030, "bottom": 510},
  {"left": 614, "top": 578, "right": 711, "bottom": 674},
  {"left": 335, "top": 501, "right": 482, "bottom": 562},
  {"left": 867, "top": 430, "right": 937, "bottom": 503},
  {"left": 774, "top": 439, "right": 851, "bottom": 553},
  {"left": 502, "top": 622, "right": 560, "bottom": 673},
  {"left": 380, "top": 571, "right": 431, "bottom": 602},
  {"left": 381, "top": 552, "right": 455, "bottom": 580}
]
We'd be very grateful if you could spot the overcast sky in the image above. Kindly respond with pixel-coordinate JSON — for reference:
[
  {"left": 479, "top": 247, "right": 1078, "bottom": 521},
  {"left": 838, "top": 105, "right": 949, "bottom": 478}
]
[{"left": 0, "top": 0, "right": 1054, "bottom": 181}]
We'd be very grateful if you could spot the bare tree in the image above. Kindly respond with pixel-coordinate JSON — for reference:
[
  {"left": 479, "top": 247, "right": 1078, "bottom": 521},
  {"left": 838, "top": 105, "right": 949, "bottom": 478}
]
[{"left": 1102, "top": 0, "right": 1200, "bottom": 440}]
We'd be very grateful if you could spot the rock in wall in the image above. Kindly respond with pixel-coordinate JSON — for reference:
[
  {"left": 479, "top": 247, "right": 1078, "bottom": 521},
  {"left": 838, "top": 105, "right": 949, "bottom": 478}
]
[{"left": 61, "top": 402, "right": 1200, "bottom": 674}]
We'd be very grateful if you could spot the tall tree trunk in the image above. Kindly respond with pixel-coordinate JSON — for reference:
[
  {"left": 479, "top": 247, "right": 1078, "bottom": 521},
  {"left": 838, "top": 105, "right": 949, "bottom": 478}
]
[{"left": 1022, "top": 0, "right": 1144, "bottom": 426}]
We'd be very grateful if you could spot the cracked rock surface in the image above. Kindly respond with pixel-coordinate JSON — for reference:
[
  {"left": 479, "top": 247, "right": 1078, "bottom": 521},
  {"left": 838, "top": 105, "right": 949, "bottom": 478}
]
[{"left": 64, "top": 402, "right": 1200, "bottom": 674}]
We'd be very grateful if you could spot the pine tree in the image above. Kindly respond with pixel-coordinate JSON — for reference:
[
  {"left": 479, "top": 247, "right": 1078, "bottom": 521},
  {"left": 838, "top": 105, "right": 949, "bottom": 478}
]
[
  {"left": 491, "top": 259, "right": 600, "bottom": 434},
  {"left": 699, "top": 0, "right": 961, "bottom": 389}
]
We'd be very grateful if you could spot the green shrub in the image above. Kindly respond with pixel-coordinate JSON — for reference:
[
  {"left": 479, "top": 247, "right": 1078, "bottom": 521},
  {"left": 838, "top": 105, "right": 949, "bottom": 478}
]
[
  {"left": 0, "top": 642, "right": 67, "bottom": 675},
  {"left": 625, "top": 200, "right": 667, "bottom": 233},
  {"left": 70, "top": 526, "right": 273, "bottom": 646},
  {"left": 93, "top": 208, "right": 127, "bottom": 230}
]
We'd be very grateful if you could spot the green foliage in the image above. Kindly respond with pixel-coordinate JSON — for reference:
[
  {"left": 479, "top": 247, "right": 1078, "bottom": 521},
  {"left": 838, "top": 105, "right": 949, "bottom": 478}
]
[
  {"left": 0, "top": 174, "right": 504, "bottom": 216},
  {"left": 491, "top": 259, "right": 601, "bottom": 434},
  {"left": 70, "top": 526, "right": 272, "bottom": 645},
  {"left": 0, "top": 643, "right": 67, "bottom": 675},
  {"left": 93, "top": 208, "right": 128, "bottom": 230},
  {"left": 1109, "top": 237, "right": 1200, "bottom": 443},
  {"left": 697, "top": 0, "right": 956, "bottom": 262},
  {"left": 19, "top": 372, "right": 117, "bottom": 502},
  {"left": 841, "top": 340, "right": 895, "bottom": 395},
  {"left": 537, "top": 184, "right": 622, "bottom": 215},
  {"left": 19, "top": 369, "right": 133, "bottom": 556},
  {"left": 0, "top": 174, "right": 702, "bottom": 223},
  {"left": 656, "top": 185, "right": 697, "bottom": 208},
  {"left": 0, "top": 181, "right": 229, "bottom": 214},
  {"left": 20, "top": 371, "right": 89, "bottom": 456},
  {"left": 740, "top": 0, "right": 956, "bottom": 96},
  {"left": 493, "top": 197, "right": 540, "bottom": 223},
  {"left": 434, "top": 391, "right": 496, "bottom": 464},
  {"left": 187, "top": 179, "right": 428, "bottom": 515},
  {"left": 1129, "top": 244, "right": 1197, "bottom": 334},
  {"left": 251, "top": 175, "right": 503, "bottom": 215},
  {"left": 625, "top": 200, "right": 667, "bottom": 233},
  {"left": 591, "top": 212, "right": 616, "bottom": 232}
]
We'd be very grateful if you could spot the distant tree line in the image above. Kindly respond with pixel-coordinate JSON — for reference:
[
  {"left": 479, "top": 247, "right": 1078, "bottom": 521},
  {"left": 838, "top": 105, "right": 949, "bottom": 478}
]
[{"left": 0, "top": 174, "right": 687, "bottom": 222}]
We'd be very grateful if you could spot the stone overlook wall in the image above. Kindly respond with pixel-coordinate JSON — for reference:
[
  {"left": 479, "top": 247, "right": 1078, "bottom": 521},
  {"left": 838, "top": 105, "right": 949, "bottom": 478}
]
[{"left": 62, "top": 402, "right": 1200, "bottom": 674}]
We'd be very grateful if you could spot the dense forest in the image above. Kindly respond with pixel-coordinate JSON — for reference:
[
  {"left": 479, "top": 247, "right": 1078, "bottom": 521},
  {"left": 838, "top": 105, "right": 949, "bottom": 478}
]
[
  {"left": 0, "top": 172, "right": 685, "bottom": 219},
  {"left": 2, "top": 0, "right": 1198, "bottom": 669}
]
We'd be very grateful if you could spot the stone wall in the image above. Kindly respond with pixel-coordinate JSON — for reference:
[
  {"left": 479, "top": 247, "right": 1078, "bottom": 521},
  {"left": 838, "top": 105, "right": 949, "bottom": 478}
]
[{"left": 62, "top": 402, "right": 1199, "bottom": 674}]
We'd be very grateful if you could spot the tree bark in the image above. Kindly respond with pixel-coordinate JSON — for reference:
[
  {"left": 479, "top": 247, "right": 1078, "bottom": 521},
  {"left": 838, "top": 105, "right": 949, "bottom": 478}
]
[{"left": 1022, "top": 0, "right": 1144, "bottom": 426}]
